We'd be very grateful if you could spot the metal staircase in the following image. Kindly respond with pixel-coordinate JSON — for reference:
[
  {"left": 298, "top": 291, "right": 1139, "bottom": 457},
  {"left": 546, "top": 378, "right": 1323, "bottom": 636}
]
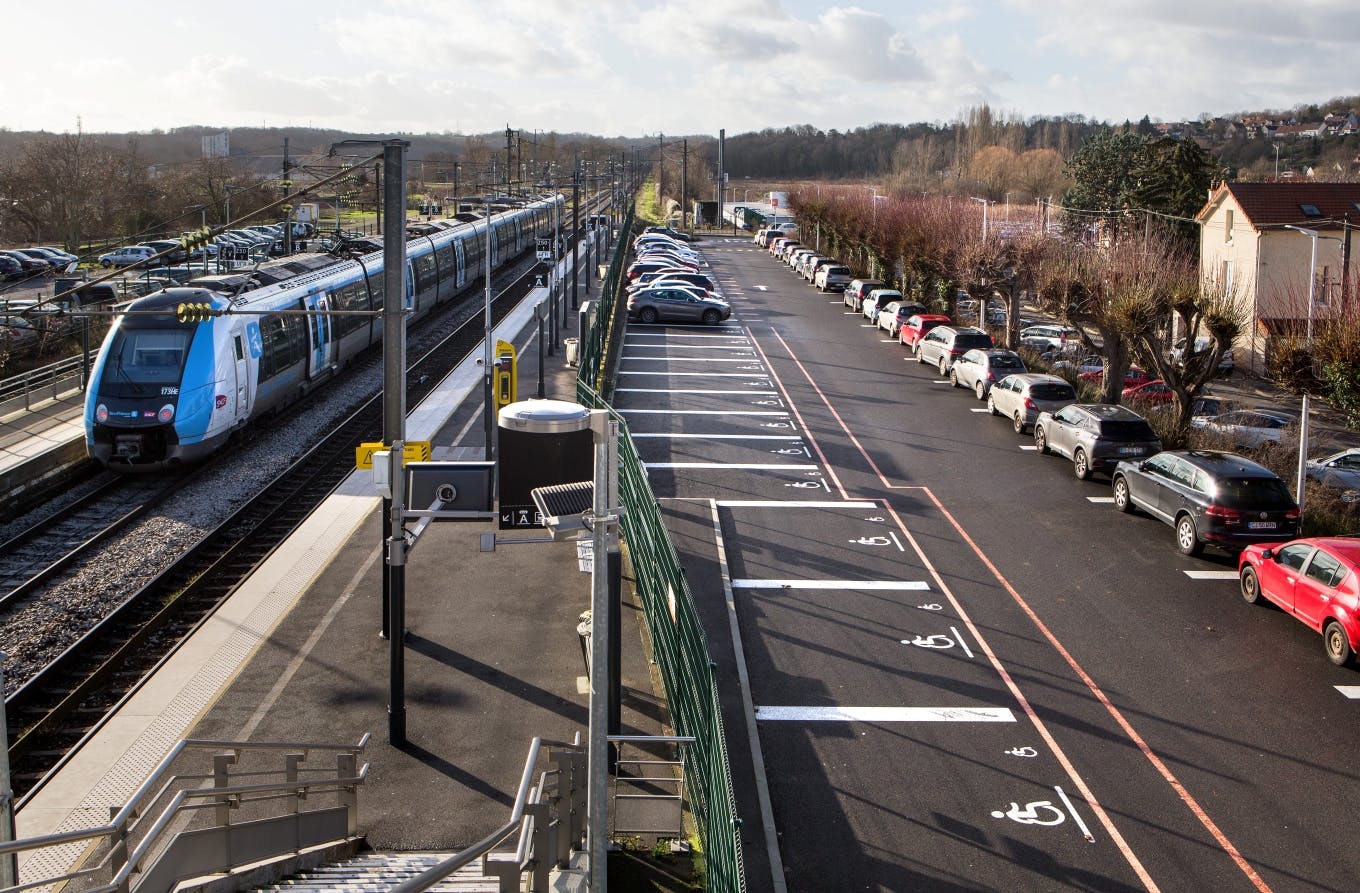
[{"left": 253, "top": 853, "right": 500, "bottom": 892}]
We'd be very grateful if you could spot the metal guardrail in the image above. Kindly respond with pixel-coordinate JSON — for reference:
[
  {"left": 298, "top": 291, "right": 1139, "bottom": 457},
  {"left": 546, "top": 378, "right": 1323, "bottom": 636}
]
[
  {"left": 576, "top": 220, "right": 749, "bottom": 892},
  {"left": 0, "top": 735, "right": 370, "bottom": 893},
  {"left": 390, "top": 734, "right": 587, "bottom": 893},
  {"left": 0, "top": 354, "right": 89, "bottom": 418}
]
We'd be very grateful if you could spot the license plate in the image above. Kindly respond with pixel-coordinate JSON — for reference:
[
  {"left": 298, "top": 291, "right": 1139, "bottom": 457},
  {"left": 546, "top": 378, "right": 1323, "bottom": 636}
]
[
  {"left": 1118, "top": 446, "right": 1144, "bottom": 455},
  {"left": 1247, "top": 521, "right": 1277, "bottom": 530}
]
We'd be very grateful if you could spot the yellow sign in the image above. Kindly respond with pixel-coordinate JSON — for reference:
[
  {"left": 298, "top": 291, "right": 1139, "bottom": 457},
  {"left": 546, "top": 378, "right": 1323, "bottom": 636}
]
[
  {"left": 494, "top": 339, "right": 517, "bottom": 411},
  {"left": 355, "top": 440, "right": 431, "bottom": 469}
]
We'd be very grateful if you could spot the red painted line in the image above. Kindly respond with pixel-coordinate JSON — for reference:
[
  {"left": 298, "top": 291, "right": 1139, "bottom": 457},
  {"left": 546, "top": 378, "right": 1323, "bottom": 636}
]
[{"left": 764, "top": 326, "right": 1274, "bottom": 893}]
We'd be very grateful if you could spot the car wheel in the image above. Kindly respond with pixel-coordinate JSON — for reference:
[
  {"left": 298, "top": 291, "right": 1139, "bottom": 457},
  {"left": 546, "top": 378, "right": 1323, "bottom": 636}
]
[
  {"left": 1323, "top": 620, "right": 1355, "bottom": 667},
  {"left": 938, "top": 358, "right": 949, "bottom": 377},
  {"left": 987, "top": 396, "right": 999, "bottom": 417},
  {"left": 1113, "top": 476, "right": 1134, "bottom": 513},
  {"left": 1034, "top": 425, "right": 1049, "bottom": 453},
  {"left": 1240, "top": 566, "right": 1262, "bottom": 605},
  {"left": 702, "top": 309, "right": 720, "bottom": 325},
  {"left": 1175, "top": 514, "right": 1204, "bottom": 556},
  {"left": 639, "top": 307, "right": 659, "bottom": 324},
  {"left": 1013, "top": 412, "right": 1026, "bottom": 434},
  {"left": 915, "top": 346, "right": 925, "bottom": 364},
  {"left": 949, "top": 370, "right": 960, "bottom": 388},
  {"left": 1073, "top": 448, "right": 1091, "bottom": 480},
  {"left": 975, "top": 380, "right": 986, "bottom": 401}
]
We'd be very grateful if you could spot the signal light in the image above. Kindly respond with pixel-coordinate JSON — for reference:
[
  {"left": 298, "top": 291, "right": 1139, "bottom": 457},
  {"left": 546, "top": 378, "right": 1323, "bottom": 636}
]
[{"left": 176, "top": 302, "right": 219, "bottom": 323}]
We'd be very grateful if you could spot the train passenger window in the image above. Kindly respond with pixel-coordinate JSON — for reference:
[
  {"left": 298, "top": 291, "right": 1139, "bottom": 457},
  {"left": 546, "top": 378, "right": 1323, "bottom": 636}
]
[{"left": 257, "top": 314, "right": 307, "bottom": 383}]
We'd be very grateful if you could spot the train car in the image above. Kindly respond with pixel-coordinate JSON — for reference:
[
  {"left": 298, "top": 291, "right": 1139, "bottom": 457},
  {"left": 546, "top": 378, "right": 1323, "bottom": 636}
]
[{"left": 85, "top": 194, "right": 564, "bottom": 471}]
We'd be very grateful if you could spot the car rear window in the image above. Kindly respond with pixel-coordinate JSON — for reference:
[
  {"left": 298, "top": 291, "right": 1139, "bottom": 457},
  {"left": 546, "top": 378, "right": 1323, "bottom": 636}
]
[
  {"left": 827, "top": 266, "right": 850, "bottom": 275},
  {"left": 1098, "top": 420, "right": 1157, "bottom": 440},
  {"left": 1030, "top": 383, "right": 1075, "bottom": 401},
  {"left": 1215, "top": 477, "right": 1294, "bottom": 510},
  {"left": 955, "top": 333, "right": 994, "bottom": 350},
  {"left": 993, "top": 355, "right": 1024, "bottom": 369}
]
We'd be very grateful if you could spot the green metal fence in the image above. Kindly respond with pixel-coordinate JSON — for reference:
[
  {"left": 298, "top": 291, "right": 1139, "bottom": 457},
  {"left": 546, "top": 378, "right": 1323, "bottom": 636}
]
[{"left": 576, "top": 217, "right": 747, "bottom": 892}]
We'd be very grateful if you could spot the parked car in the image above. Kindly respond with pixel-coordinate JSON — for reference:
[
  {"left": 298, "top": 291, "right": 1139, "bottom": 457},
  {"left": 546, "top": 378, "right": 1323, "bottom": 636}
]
[
  {"left": 842, "top": 279, "right": 886, "bottom": 311},
  {"left": 0, "top": 315, "right": 39, "bottom": 346},
  {"left": 805, "top": 256, "right": 838, "bottom": 283},
  {"left": 1020, "top": 324, "right": 1082, "bottom": 353},
  {"left": 644, "top": 226, "right": 693, "bottom": 242},
  {"left": 12, "top": 248, "right": 62, "bottom": 270},
  {"left": 138, "top": 239, "right": 188, "bottom": 264},
  {"left": 1170, "top": 335, "right": 1234, "bottom": 376},
  {"left": 899, "top": 313, "right": 951, "bottom": 354},
  {"left": 771, "top": 238, "right": 800, "bottom": 257},
  {"left": 1240, "top": 537, "right": 1360, "bottom": 665},
  {"left": 35, "top": 246, "right": 79, "bottom": 266},
  {"left": 1305, "top": 448, "right": 1360, "bottom": 498},
  {"left": 0, "top": 255, "right": 22, "bottom": 280},
  {"left": 627, "top": 287, "right": 730, "bottom": 325},
  {"left": 861, "top": 290, "right": 887, "bottom": 322},
  {"left": 1122, "top": 379, "right": 1175, "bottom": 406},
  {"left": 1034, "top": 403, "right": 1161, "bottom": 479},
  {"left": 630, "top": 270, "right": 717, "bottom": 294},
  {"left": 97, "top": 245, "right": 158, "bottom": 268},
  {"left": 1191, "top": 409, "right": 1300, "bottom": 450},
  {"left": 628, "top": 260, "right": 697, "bottom": 281},
  {"left": 951, "top": 349, "right": 1027, "bottom": 400},
  {"left": 1079, "top": 366, "right": 1155, "bottom": 390},
  {"left": 987, "top": 373, "right": 1077, "bottom": 433},
  {"left": 1112, "top": 450, "right": 1299, "bottom": 556},
  {"left": 814, "top": 264, "right": 853, "bottom": 293},
  {"left": 877, "top": 298, "right": 930, "bottom": 337},
  {"left": 917, "top": 325, "right": 994, "bottom": 376},
  {"left": 1, "top": 249, "right": 51, "bottom": 273}
]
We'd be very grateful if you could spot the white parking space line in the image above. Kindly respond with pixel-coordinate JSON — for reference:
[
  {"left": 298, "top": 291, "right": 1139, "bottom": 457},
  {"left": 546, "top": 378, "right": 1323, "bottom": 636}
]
[
  {"left": 619, "top": 409, "right": 788, "bottom": 416},
  {"left": 623, "top": 345, "right": 758, "bottom": 351},
  {"left": 620, "top": 372, "right": 769, "bottom": 377},
  {"left": 1335, "top": 686, "right": 1360, "bottom": 699},
  {"left": 1183, "top": 570, "right": 1239, "bottom": 580},
  {"left": 645, "top": 463, "right": 820, "bottom": 470},
  {"left": 1086, "top": 496, "right": 1116, "bottom": 503},
  {"left": 732, "top": 579, "right": 930, "bottom": 590},
  {"left": 880, "top": 339, "right": 896, "bottom": 343},
  {"left": 717, "top": 500, "right": 878, "bottom": 508},
  {"left": 860, "top": 324, "right": 876, "bottom": 328},
  {"left": 1019, "top": 445, "right": 1039, "bottom": 451},
  {"left": 753, "top": 706, "right": 1016, "bottom": 722},
  {"left": 969, "top": 408, "right": 990, "bottom": 413},
  {"left": 626, "top": 333, "right": 749, "bottom": 340},
  {"left": 622, "top": 357, "right": 766, "bottom": 363},
  {"left": 616, "top": 389, "right": 777, "bottom": 395},
  {"left": 633, "top": 434, "right": 801, "bottom": 440},
  {"left": 842, "top": 312, "right": 859, "bottom": 315}
]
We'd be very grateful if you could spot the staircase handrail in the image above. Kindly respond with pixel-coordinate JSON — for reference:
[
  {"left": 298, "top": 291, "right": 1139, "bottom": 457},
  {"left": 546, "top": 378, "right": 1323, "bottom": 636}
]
[{"left": 390, "top": 734, "right": 583, "bottom": 893}]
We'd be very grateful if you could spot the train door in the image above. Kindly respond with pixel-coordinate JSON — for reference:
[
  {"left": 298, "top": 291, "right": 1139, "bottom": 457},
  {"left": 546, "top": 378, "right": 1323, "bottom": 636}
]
[
  {"left": 406, "top": 263, "right": 416, "bottom": 311},
  {"left": 304, "top": 293, "right": 334, "bottom": 379},
  {"left": 232, "top": 327, "right": 251, "bottom": 420},
  {"left": 454, "top": 239, "right": 466, "bottom": 288}
]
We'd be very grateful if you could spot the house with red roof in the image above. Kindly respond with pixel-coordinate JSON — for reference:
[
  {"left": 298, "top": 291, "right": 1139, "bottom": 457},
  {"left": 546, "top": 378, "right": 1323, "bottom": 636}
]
[{"left": 1195, "top": 182, "right": 1359, "bottom": 373}]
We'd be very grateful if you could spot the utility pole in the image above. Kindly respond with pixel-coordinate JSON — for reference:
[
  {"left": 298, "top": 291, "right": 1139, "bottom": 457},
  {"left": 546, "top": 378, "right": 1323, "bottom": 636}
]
[
  {"left": 657, "top": 133, "right": 664, "bottom": 205},
  {"left": 681, "top": 139, "right": 688, "bottom": 231},
  {"left": 717, "top": 128, "right": 725, "bottom": 232},
  {"left": 572, "top": 152, "right": 581, "bottom": 312},
  {"left": 452, "top": 162, "right": 459, "bottom": 212},
  {"left": 282, "top": 137, "right": 295, "bottom": 254},
  {"left": 505, "top": 125, "right": 514, "bottom": 196},
  {"left": 374, "top": 163, "right": 382, "bottom": 234}
]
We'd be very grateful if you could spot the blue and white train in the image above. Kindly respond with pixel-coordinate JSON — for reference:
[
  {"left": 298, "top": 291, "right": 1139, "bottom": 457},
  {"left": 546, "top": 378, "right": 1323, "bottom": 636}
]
[{"left": 85, "top": 195, "right": 564, "bottom": 471}]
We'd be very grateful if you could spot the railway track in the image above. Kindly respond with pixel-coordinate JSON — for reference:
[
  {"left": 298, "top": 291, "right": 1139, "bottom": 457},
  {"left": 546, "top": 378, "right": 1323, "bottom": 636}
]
[{"left": 3, "top": 258, "right": 558, "bottom": 798}]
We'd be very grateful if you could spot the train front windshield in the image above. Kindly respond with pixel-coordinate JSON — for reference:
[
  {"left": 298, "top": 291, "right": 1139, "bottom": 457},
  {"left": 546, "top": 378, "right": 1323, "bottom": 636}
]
[{"left": 99, "top": 325, "right": 192, "bottom": 397}]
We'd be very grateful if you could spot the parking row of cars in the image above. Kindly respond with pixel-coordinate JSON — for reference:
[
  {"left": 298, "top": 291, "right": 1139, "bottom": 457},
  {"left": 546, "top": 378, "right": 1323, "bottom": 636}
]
[
  {"left": 766, "top": 230, "right": 1360, "bottom": 667},
  {"left": 623, "top": 229, "right": 731, "bottom": 325},
  {"left": 96, "top": 222, "right": 315, "bottom": 269},
  {"left": 0, "top": 246, "right": 79, "bottom": 280}
]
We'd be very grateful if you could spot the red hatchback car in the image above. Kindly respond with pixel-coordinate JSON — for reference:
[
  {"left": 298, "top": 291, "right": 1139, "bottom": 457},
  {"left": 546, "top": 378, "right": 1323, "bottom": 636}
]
[
  {"left": 1122, "top": 379, "right": 1174, "bottom": 405},
  {"left": 1239, "top": 537, "right": 1360, "bottom": 666},
  {"left": 899, "top": 314, "right": 951, "bottom": 354}
]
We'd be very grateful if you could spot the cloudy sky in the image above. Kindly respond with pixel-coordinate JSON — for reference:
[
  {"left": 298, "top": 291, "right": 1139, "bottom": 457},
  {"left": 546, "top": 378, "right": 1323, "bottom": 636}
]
[{"left": 6, "top": 0, "right": 1356, "bottom": 137}]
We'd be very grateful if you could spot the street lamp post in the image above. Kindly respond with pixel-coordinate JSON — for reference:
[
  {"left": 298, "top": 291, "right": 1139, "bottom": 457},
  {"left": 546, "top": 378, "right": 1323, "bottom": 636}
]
[
  {"left": 1283, "top": 225, "right": 1340, "bottom": 517},
  {"left": 970, "top": 196, "right": 990, "bottom": 240}
]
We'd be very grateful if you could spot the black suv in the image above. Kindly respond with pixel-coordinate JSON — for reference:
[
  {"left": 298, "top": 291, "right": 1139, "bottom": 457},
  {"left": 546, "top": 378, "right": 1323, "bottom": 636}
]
[{"left": 1111, "top": 450, "right": 1299, "bottom": 556}]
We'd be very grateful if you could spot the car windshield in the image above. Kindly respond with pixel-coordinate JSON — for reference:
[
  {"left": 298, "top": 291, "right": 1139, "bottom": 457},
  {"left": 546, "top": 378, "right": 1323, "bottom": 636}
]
[
  {"left": 1099, "top": 420, "right": 1156, "bottom": 439},
  {"left": 1215, "top": 477, "right": 1294, "bottom": 510},
  {"left": 1030, "top": 383, "right": 1075, "bottom": 400}
]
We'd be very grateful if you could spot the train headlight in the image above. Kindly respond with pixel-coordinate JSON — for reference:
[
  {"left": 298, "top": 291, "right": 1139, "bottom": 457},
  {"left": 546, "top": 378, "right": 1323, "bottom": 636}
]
[
  {"left": 158, "top": 404, "right": 175, "bottom": 423},
  {"left": 95, "top": 404, "right": 109, "bottom": 423}
]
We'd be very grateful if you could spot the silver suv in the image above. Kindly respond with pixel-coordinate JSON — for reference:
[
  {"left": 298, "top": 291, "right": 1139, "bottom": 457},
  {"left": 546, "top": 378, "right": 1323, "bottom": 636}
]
[
  {"left": 1033, "top": 403, "right": 1162, "bottom": 480},
  {"left": 815, "top": 264, "right": 853, "bottom": 292},
  {"left": 917, "top": 325, "right": 994, "bottom": 376}
]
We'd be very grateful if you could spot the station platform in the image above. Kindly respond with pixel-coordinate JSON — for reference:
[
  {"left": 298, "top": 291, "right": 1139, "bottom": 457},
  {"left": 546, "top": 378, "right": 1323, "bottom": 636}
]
[
  {"left": 0, "top": 385, "right": 86, "bottom": 505},
  {"left": 13, "top": 250, "right": 669, "bottom": 884}
]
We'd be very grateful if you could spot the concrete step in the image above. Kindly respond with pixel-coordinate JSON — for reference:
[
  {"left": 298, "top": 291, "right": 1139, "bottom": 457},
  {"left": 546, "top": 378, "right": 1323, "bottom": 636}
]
[{"left": 252, "top": 852, "right": 503, "bottom": 893}]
